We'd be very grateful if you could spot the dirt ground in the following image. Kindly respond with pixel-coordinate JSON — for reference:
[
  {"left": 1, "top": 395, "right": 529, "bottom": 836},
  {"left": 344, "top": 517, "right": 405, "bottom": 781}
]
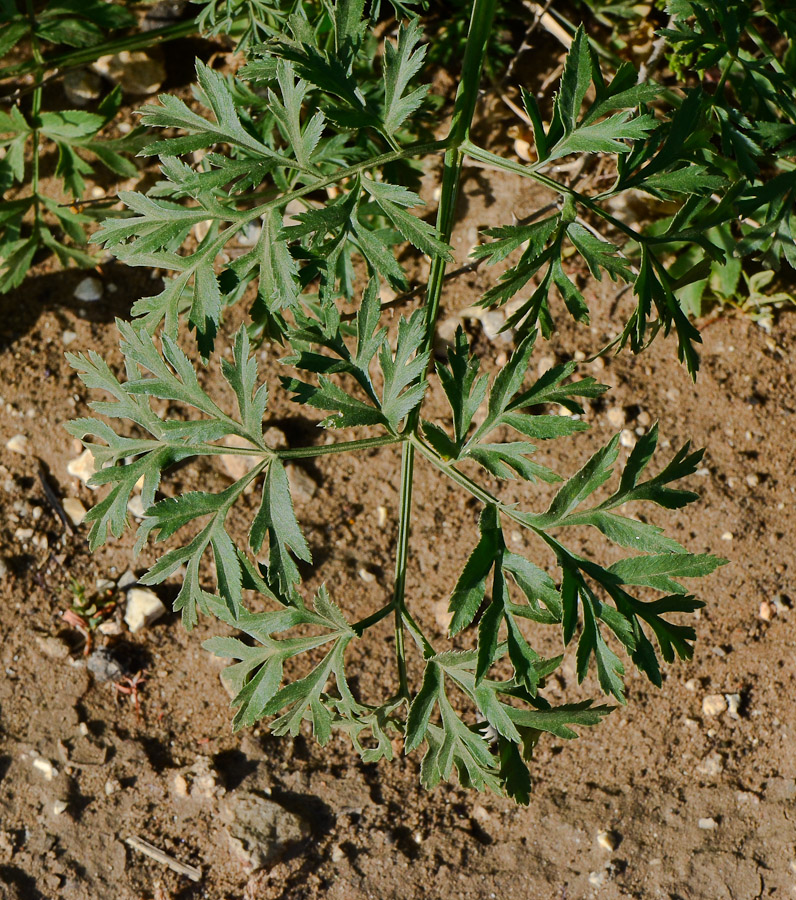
[{"left": 1, "top": 32, "right": 796, "bottom": 900}]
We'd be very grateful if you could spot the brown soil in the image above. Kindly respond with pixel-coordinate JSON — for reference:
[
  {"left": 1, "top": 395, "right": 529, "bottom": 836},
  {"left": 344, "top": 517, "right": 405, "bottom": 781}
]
[{"left": 1, "top": 42, "right": 795, "bottom": 900}]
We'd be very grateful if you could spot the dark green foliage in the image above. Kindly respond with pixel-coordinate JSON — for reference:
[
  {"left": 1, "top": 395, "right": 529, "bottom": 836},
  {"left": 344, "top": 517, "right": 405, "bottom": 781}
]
[{"left": 66, "top": 0, "right": 730, "bottom": 801}]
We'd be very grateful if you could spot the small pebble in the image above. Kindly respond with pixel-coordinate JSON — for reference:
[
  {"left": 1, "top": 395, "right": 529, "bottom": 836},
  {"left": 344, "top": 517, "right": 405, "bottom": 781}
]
[
  {"left": 62, "top": 330, "right": 78, "bottom": 346},
  {"left": 702, "top": 694, "right": 727, "bottom": 717},
  {"left": 606, "top": 407, "right": 626, "bottom": 429},
  {"left": 377, "top": 506, "right": 388, "bottom": 528},
  {"left": 588, "top": 871, "right": 605, "bottom": 887},
  {"left": 73, "top": 277, "right": 103, "bottom": 302},
  {"left": 637, "top": 410, "right": 652, "bottom": 427},
  {"left": 696, "top": 751, "right": 724, "bottom": 777},
  {"left": 684, "top": 678, "right": 699, "bottom": 692},
  {"left": 117, "top": 570, "right": 138, "bottom": 590},
  {"left": 92, "top": 50, "right": 165, "bottom": 95},
  {"left": 173, "top": 774, "right": 189, "bottom": 797},
  {"left": 104, "top": 778, "right": 122, "bottom": 796},
  {"left": 331, "top": 844, "right": 344, "bottom": 863},
  {"left": 32, "top": 758, "right": 57, "bottom": 781},
  {"left": 720, "top": 532, "right": 733, "bottom": 542},
  {"left": 596, "top": 829, "right": 619, "bottom": 851},
  {"left": 34, "top": 634, "right": 70, "bottom": 660},
  {"left": 725, "top": 693, "right": 742, "bottom": 720},
  {"left": 5, "top": 434, "right": 29, "bottom": 454},
  {"left": 745, "top": 473, "right": 759, "bottom": 487},
  {"left": 97, "top": 620, "right": 123, "bottom": 636},
  {"left": 263, "top": 426, "right": 288, "bottom": 449},
  {"left": 52, "top": 800, "right": 69, "bottom": 816},
  {"left": 619, "top": 429, "right": 636, "bottom": 449},
  {"left": 286, "top": 463, "right": 317, "bottom": 502},
  {"left": 698, "top": 817, "right": 717, "bottom": 830},
  {"left": 219, "top": 434, "right": 259, "bottom": 482},
  {"left": 63, "top": 68, "right": 102, "bottom": 105},
  {"left": 358, "top": 568, "right": 376, "bottom": 583},
  {"left": 87, "top": 648, "right": 124, "bottom": 683},
  {"left": 67, "top": 449, "right": 98, "bottom": 486},
  {"left": 125, "top": 587, "right": 167, "bottom": 633},
  {"left": 127, "top": 494, "right": 146, "bottom": 519},
  {"left": 62, "top": 497, "right": 87, "bottom": 526}
]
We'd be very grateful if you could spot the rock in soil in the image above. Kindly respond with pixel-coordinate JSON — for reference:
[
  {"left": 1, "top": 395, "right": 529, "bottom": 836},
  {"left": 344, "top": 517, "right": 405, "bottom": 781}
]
[
  {"left": 63, "top": 68, "right": 103, "bottom": 105},
  {"left": 220, "top": 434, "right": 260, "bottom": 482},
  {"left": 73, "top": 277, "right": 103, "bottom": 302},
  {"left": 702, "top": 693, "right": 728, "bottom": 717},
  {"left": 124, "top": 587, "right": 167, "bottom": 633},
  {"left": 67, "top": 448, "right": 98, "bottom": 486},
  {"left": 221, "top": 791, "right": 309, "bottom": 871},
  {"left": 62, "top": 497, "right": 87, "bottom": 526},
  {"left": 286, "top": 463, "right": 317, "bottom": 502},
  {"left": 92, "top": 50, "right": 165, "bottom": 95},
  {"left": 86, "top": 647, "right": 124, "bottom": 683}
]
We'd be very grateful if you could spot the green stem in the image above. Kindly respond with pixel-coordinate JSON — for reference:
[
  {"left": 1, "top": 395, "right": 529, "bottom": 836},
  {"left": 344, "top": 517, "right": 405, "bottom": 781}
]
[
  {"left": 277, "top": 434, "right": 400, "bottom": 459},
  {"left": 389, "top": 0, "right": 497, "bottom": 694},
  {"left": 26, "top": 0, "right": 43, "bottom": 235},
  {"left": 186, "top": 434, "right": 400, "bottom": 458},
  {"left": 0, "top": 19, "right": 197, "bottom": 83},
  {"left": 410, "top": 433, "right": 543, "bottom": 537},
  {"left": 351, "top": 600, "right": 395, "bottom": 636}
]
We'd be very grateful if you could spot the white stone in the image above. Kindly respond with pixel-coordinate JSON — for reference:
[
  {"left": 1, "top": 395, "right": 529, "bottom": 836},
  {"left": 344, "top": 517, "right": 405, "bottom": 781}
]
[
  {"left": 92, "top": 50, "right": 165, "bottom": 95},
  {"left": 702, "top": 693, "right": 727, "bottom": 717},
  {"left": 358, "top": 568, "right": 376, "bottom": 583},
  {"left": 432, "top": 598, "right": 452, "bottom": 632},
  {"left": 725, "top": 693, "right": 742, "bottom": 720},
  {"left": 434, "top": 317, "right": 459, "bottom": 353},
  {"left": 219, "top": 434, "right": 260, "bottom": 482},
  {"left": 588, "top": 871, "right": 606, "bottom": 887},
  {"left": 698, "top": 817, "right": 717, "bottom": 830},
  {"left": 73, "top": 277, "right": 103, "bottom": 302},
  {"left": 124, "top": 587, "right": 166, "bottom": 633},
  {"left": 52, "top": 800, "right": 68, "bottom": 815},
  {"left": 32, "top": 758, "right": 57, "bottom": 781},
  {"left": 263, "top": 427, "right": 288, "bottom": 450},
  {"left": 606, "top": 407, "right": 626, "bottom": 429},
  {"left": 117, "top": 570, "right": 138, "bottom": 590},
  {"left": 620, "top": 429, "right": 637, "bottom": 449},
  {"left": 696, "top": 751, "right": 724, "bottom": 777},
  {"left": 62, "top": 330, "right": 78, "bottom": 346},
  {"left": 63, "top": 68, "right": 102, "bottom": 105},
  {"left": 596, "top": 829, "right": 619, "bottom": 851},
  {"left": 5, "top": 433, "right": 29, "bottom": 454},
  {"left": 759, "top": 600, "right": 774, "bottom": 621},
  {"left": 377, "top": 506, "right": 388, "bottom": 528},
  {"left": 67, "top": 449, "right": 98, "bottom": 486},
  {"left": 127, "top": 494, "right": 146, "bottom": 519},
  {"left": 97, "top": 621, "right": 123, "bottom": 636},
  {"left": 173, "top": 773, "right": 189, "bottom": 797},
  {"left": 720, "top": 531, "right": 733, "bottom": 541},
  {"left": 62, "top": 497, "right": 87, "bottom": 526},
  {"left": 104, "top": 778, "right": 121, "bottom": 796},
  {"left": 286, "top": 464, "right": 316, "bottom": 502},
  {"left": 331, "top": 844, "right": 344, "bottom": 862}
]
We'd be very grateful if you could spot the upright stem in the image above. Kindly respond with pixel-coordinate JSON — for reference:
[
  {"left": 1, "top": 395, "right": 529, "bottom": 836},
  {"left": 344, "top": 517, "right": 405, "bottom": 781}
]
[
  {"left": 391, "top": 0, "right": 497, "bottom": 697},
  {"left": 26, "top": 0, "right": 43, "bottom": 235}
]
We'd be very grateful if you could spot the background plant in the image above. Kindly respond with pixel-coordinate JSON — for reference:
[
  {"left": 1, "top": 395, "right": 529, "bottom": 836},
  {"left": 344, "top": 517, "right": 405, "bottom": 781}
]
[{"left": 62, "top": 0, "right": 748, "bottom": 801}]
